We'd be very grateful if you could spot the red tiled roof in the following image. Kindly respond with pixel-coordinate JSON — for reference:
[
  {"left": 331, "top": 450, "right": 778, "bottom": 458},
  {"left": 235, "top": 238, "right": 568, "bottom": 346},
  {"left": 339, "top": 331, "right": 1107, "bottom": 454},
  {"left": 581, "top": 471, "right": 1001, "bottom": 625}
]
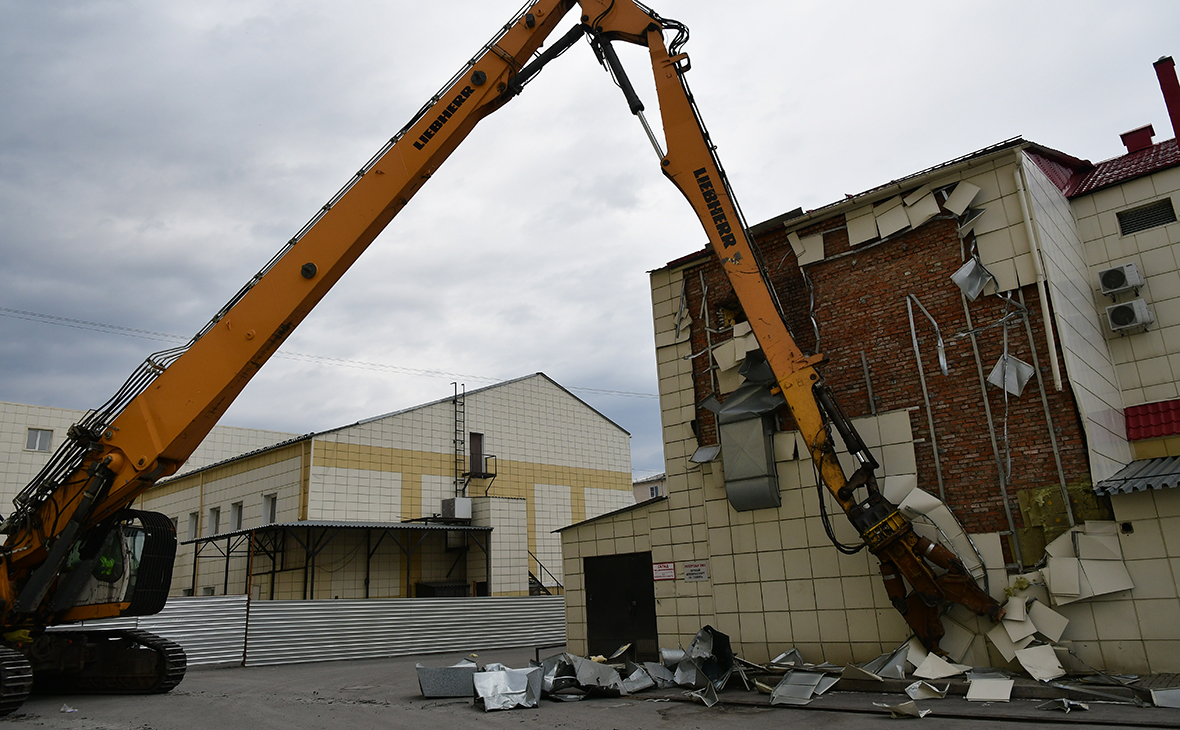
[
  {"left": 1069, "top": 138, "right": 1180, "bottom": 198},
  {"left": 1125, "top": 399, "right": 1180, "bottom": 441}
]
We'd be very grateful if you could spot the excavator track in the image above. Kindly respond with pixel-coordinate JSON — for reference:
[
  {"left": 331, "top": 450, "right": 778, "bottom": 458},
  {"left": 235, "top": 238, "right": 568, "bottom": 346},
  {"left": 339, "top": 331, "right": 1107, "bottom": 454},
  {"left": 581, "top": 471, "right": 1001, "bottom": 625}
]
[
  {"left": 31, "top": 629, "right": 186, "bottom": 695},
  {"left": 0, "top": 646, "right": 33, "bottom": 716}
]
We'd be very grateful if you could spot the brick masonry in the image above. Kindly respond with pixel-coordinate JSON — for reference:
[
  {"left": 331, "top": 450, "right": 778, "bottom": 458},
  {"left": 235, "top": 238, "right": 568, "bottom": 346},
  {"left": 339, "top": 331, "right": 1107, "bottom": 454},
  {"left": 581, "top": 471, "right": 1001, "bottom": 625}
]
[{"left": 682, "top": 202, "right": 1097, "bottom": 554}]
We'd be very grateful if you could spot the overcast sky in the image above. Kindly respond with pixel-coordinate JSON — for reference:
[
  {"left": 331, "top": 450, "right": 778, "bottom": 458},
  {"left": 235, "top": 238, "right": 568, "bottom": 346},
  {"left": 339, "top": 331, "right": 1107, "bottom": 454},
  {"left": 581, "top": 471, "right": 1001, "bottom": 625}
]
[{"left": 2, "top": 1, "right": 1179, "bottom": 480}]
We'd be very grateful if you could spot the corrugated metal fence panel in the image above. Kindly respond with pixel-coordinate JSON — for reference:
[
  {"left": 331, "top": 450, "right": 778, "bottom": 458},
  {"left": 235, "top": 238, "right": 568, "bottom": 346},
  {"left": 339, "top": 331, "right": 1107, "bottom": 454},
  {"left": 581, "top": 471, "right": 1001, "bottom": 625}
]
[
  {"left": 244, "top": 596, "right": 566, "bottom": 666},
  {"left": 137, "top": 595, "right": 249, "bottom": 667}
]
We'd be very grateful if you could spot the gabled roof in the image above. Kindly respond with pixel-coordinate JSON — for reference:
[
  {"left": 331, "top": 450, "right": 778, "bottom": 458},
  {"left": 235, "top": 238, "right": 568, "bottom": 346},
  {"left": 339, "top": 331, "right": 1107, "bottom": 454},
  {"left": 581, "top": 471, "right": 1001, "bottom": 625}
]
[
  {"left": 327, "top": 372, "right": 629, "bottom": 437},
  {"left": 1067, "top": 138, "right": 1180, "bottom": 198}
]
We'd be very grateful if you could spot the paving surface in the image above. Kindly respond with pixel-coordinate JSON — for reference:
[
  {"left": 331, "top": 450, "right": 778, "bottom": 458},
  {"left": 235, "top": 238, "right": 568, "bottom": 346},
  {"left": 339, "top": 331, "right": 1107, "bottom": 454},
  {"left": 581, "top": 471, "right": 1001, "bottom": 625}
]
[{"left": 4, "top": 647, "right": 1180, "bottom": 729}]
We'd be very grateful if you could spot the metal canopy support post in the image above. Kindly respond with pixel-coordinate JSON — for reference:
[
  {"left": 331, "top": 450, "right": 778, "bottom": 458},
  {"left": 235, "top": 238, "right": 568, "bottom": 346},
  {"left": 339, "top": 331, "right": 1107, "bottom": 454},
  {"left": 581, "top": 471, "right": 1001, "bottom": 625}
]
[
  {"left": 389, "top": 528, "right": 431, "bottom": 598},
  {"left": 181, "top": 522, "right": 492, "bottom": 599},
  {"left": 223, "top": 536, "right": 233, "bottom": 595},
  {"left": 288, "top": 526, "right": 337, "bottom": 600}
]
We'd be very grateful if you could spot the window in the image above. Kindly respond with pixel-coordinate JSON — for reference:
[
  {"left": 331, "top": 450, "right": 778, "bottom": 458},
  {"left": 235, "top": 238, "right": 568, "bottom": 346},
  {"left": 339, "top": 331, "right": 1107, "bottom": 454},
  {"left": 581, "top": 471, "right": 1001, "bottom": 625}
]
[
  {"left": 231, "top": 502, "right": 243, "bottom": 531},
  {"left": 1117, "top": 198, "right": 1177, "bottom": 236},
  {"left": 263, "top": 494, "right": 277, "bottom": 525},
  {"left": 188, "top": 512, "right": 200, "bottom": 541},
  {"left": 208, "top": 507, "right": 220, "bottom": 536},
  {"left": 25, "top": 428, "right": 52, "bottom": 452},
  {"left": 649, "top": 483, "right": 661, "bottom": 499}
]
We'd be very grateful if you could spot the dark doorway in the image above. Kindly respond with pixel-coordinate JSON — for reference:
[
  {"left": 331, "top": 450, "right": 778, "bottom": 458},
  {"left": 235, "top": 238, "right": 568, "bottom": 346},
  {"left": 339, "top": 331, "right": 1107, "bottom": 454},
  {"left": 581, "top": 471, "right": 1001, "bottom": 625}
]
[{"left": 584, "top": 551, "right": 658, "bottom": 661}]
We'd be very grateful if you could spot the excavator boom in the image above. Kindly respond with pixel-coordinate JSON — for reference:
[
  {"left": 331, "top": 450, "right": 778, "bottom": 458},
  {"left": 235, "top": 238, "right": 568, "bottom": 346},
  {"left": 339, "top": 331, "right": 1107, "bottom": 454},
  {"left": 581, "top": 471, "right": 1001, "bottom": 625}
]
[{"left": 0, "top": 0, "right": 999, "bottom": 715}]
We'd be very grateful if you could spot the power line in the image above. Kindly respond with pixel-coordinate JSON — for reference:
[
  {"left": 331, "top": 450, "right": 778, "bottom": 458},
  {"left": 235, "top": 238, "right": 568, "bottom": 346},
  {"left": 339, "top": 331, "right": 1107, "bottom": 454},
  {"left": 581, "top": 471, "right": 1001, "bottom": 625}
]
[{"left": 0, "top": 306, "right": 659, "bottom": 399}]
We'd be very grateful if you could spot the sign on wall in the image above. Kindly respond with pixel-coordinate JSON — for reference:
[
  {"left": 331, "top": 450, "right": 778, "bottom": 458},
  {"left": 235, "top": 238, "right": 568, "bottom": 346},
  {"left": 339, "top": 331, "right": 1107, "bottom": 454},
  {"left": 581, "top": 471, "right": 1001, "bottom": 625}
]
[
  {"left": 683, "top": 561, "right": 709, "bottom": 582},
  {"left": 652, "top": 562, "right": 676, "bottom": 581}
]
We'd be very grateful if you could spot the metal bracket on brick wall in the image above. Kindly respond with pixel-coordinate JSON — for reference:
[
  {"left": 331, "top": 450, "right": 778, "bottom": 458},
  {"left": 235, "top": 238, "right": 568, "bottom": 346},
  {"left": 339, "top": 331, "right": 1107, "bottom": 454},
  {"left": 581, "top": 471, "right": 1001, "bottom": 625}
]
[{"left": 906, "top": 294, "right": 948, "bottom": 502}]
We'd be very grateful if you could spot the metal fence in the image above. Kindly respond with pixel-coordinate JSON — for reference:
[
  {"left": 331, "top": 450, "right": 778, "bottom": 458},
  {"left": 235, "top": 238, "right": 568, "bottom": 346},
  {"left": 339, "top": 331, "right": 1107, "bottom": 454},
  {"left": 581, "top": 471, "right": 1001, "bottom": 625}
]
[{"left": 67, "top": 595, "right": 565, "bottom": 668}]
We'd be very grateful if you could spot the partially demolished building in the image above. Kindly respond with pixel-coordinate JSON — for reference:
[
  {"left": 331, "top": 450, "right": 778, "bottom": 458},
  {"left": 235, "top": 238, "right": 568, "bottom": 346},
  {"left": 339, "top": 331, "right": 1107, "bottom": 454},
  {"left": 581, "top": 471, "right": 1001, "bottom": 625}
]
[{"left": 561, "top": 58, "right": 1180, "bottom": 675}]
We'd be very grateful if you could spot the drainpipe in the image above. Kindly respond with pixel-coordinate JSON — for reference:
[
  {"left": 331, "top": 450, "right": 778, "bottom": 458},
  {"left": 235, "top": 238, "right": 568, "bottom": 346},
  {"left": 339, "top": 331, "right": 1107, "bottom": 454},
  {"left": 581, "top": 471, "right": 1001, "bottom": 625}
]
[{"left": 1012, "top": 156, "right": 1062, "bottom": 391}]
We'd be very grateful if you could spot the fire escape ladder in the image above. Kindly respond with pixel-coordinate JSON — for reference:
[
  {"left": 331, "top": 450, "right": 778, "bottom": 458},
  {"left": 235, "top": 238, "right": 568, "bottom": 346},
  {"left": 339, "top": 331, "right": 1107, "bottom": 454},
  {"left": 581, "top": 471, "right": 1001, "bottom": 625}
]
[{"left": 452, "top": 383, "right": 466, "bottom": 497}]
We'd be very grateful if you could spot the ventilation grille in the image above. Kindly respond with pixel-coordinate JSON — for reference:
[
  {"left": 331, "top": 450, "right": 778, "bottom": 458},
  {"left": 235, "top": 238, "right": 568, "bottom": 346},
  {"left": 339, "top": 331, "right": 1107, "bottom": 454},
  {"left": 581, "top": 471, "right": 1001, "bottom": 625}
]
[{"left": 1117, "top": 198, "right": 1177, "bottom": 236}]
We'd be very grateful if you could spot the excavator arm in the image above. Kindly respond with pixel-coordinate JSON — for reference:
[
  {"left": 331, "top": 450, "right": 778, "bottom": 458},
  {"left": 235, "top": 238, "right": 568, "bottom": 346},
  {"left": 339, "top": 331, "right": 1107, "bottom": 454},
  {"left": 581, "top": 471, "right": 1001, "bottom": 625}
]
[
  {"left": 0, "top": 0, "right": 999, "bottom": 713},
  {"left": 586, "top": 5, "right": 1004, "bottom": 649}
]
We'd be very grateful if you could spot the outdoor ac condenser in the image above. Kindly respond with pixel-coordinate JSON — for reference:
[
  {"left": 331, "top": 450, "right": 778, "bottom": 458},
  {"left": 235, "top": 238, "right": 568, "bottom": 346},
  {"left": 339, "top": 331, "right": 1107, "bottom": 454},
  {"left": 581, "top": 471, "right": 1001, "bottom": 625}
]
[
  {"left": 1098, "top": 262, "right": 1146, "bottom": 296},
  {"left": 1106, "top": 298, "right": 1154, "bottom": 332}
]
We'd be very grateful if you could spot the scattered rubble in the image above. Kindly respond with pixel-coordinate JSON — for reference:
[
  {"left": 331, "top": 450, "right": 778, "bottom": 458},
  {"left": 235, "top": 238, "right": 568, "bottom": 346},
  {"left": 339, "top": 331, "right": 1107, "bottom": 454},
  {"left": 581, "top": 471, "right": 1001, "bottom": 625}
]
[{"left": 417, "top": 616, "right": 1176, "bottom": 712}]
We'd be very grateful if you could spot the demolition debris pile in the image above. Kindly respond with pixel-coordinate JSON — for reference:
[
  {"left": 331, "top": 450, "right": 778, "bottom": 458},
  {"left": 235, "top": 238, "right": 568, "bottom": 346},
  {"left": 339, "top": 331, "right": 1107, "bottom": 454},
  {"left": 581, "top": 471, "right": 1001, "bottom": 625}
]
[{"left": 417, "top": 623, "right": 1175, "bottom": 714}]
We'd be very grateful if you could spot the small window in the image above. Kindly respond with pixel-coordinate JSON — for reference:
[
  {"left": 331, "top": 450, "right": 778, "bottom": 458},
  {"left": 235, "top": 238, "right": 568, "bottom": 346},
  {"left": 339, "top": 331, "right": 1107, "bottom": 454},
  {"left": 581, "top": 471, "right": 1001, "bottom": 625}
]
[
  {"left": 1117, "top": 198, "right": 1177, "bottom": 236},
  {"left": 208, "top": 507, "right": 220, "bottom": 536},
  {"left": 188, "top": 512, "right": 200, "bottom": 541},
  {"left": 182, "top": 588, "right": 194, "bottom": 597},
  {"left": 25, "top": 428, "right": 52, "bottom": 452},
  {"left": 263, "top": 494, "right": 277, "bottom": 525},
  {"left": 231, "top": 502, "right": 243, "bottom": 531},
  {"left": 649, "top": 484, "right": 661, "bottom": 499},
  {"left": 201, "top": 586, "right": 215, "bottom": 596}
]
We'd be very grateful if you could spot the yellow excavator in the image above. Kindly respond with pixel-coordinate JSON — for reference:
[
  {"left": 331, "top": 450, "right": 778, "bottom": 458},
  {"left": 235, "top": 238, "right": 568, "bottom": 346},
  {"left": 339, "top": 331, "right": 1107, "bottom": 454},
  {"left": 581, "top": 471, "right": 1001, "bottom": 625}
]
[{"left": 0, "top": 0, "right": 1001, "bottom": 713}]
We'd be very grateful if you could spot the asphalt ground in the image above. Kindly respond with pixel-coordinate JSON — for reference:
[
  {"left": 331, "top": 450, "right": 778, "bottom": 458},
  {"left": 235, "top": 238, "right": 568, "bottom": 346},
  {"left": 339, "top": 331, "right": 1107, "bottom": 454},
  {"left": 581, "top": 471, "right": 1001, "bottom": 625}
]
[{"left": 5, "top": 646, "right": 1180, "bottom": 729}]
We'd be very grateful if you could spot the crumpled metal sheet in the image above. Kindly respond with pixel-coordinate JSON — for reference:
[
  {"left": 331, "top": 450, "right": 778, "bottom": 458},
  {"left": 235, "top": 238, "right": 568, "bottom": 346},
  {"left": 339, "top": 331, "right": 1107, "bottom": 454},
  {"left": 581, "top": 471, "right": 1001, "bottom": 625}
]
[
  {"left": 537, "top": 654, "right": 584, "bottom": 701},
  {"left": 686, "top": 626, "right": 734, "bottom": 690},
  {"left": 660, "top": 648, "right": 685, "bottom": 668},
  {"left": 416, "top": 659, "right": 477, "bottom": 698},
  {"left": 565, "top": 653, "right": 626, "bottom": 694},
  {"left": 770, "top": 670, "right": 824, "bottom": 706},
  {"left": 643, "top": 661, "right": 676, "bottom": 688},
  {"left": 861, "top": 642, "right": 910, "bottom": 680},
  {"left": 473, "top": 665, "right": 542, "bottom": 711},
  {"left": 674, "top": 658, "right": 705, "bottom": 689},
  {"left": 621, "top": 666, "right": 656, "bottom": 694}
]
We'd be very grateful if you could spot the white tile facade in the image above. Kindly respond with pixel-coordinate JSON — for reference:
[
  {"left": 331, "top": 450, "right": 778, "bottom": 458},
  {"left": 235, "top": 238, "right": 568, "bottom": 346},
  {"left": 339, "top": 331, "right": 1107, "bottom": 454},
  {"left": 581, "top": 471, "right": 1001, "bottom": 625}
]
[
  {"left": 139, "top": 374, "right": 632, "bottom": 598},
  {"left": 0, "top": 399, "right": 294, "bottom": 512},
  {"left": 1023, "top": 153, "right": 1132, "bottom": 481},
  {"left": 1071, "top": 164, "right": 1180, "bottom": 415}
]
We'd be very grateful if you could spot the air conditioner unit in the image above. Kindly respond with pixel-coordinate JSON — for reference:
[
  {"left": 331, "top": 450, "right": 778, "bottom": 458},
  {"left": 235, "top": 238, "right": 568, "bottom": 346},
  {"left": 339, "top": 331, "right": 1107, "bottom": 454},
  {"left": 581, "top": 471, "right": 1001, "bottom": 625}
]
[
  {"left": 1098, "top": 262, "right": 1145, "bottom": 296},
  {"left": 441, "top": 497, "right": 472, "bottom": 520},
  {"left": 1106, "top": 299, "right": 1154, "bottom": 332}
]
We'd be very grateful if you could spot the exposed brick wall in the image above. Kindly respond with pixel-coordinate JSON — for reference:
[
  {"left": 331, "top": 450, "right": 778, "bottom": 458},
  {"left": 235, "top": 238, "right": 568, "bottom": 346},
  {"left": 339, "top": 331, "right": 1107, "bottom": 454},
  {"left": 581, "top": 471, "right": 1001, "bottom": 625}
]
[{"left": 680, "top": 205, "right": 1092, "bottom": 539}]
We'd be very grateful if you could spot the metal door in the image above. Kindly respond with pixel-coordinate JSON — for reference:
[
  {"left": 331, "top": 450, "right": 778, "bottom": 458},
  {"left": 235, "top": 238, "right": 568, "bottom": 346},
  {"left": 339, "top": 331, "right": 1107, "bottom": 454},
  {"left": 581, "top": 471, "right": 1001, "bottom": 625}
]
[{"left": 584, "top": 551, "right": 658, "bottom": 661}]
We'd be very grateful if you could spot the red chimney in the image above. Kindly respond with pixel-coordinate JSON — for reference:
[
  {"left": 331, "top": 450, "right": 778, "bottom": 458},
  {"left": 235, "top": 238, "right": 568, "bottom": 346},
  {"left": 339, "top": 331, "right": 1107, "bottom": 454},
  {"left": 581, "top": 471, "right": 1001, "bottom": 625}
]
[
  {"left": 1155, "top": 55, "right": 1180, "bottom": 139},
  {"left": 1121, "top": 124, "right": 1156, "bottom": 153}
]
